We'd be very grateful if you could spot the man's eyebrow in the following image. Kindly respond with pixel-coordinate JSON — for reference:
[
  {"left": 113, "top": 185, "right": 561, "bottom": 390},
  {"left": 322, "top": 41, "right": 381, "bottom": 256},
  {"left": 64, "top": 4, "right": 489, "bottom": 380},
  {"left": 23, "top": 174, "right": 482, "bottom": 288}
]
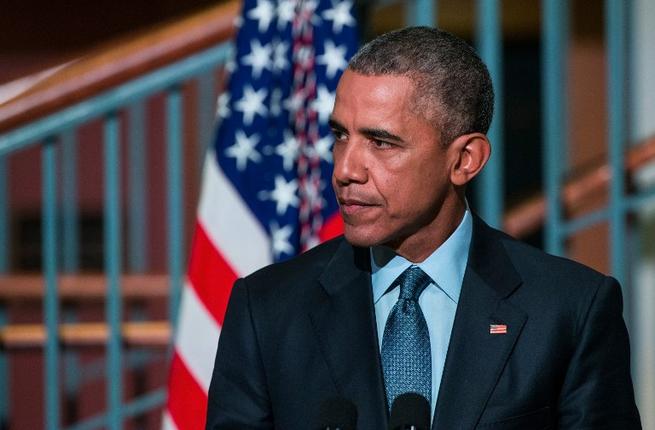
[
  {"left": 359, "top": 127, "right": 404, "bottom": 143},
  {"left": 328, "top": 118, "right": 347, "bottom": 132},
  {"left": 327, "top": 120, "right": 405, "bottom": 143}
]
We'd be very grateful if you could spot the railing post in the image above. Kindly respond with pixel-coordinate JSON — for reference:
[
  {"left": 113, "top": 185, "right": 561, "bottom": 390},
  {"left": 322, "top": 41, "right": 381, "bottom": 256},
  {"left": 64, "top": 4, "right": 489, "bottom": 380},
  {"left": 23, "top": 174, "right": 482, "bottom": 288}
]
[
  {"left": 104, "top": 113, "right": 123, "bottom": 430},
  {"left": 541, "top": 0, "right": 569, "bottom": 256},
  {"left": 406, "top": 0, "right": 437, "bottom": 27},
  {"left": 43, "top": 137, "right": 60, "bottom": 430},
  {"left": 60, "top": 129, "right": 81, "bottom": 427},
  {"left": 606, "top": 0, "right": 628, "bottom": 285},
  {"left": 475, "top": 0, "right": 504, "bottom": 229},
  {"left": 61, "top": 129, "right": 79, "bottom": 273},
  {"left": 197, "top": 72, "right": 216, "bottom": 172},
  {"left": 62, "top": 308, "right": 82, "bottom": 425},
  {"left": 166, "top": 87, "right": 184, "bottom": 330},
  {"left": 128, "top": 102, "right": 148, "bottom": 273}
]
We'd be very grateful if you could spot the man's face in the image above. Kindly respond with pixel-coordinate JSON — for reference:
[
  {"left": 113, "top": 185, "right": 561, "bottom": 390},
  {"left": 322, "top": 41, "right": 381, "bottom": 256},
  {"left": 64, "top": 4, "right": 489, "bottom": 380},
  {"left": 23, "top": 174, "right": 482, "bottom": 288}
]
[{"left": 330, "top": 70, "right": 457, "bottom": 256}]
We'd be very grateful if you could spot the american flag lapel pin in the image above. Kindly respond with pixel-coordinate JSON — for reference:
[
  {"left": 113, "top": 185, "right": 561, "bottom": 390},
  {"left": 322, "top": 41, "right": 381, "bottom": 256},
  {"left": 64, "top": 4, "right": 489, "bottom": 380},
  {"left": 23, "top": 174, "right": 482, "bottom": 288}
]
[{"left": 489, "top": 323, "right": 507, "bottom": 334}]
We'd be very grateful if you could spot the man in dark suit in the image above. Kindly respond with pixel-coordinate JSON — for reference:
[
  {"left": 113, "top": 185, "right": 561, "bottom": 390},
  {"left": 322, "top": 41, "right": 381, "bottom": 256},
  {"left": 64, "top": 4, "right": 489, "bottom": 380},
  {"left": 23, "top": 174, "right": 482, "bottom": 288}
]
[{"left": 206, "top": 27, "right": 641, "bottom": 429}]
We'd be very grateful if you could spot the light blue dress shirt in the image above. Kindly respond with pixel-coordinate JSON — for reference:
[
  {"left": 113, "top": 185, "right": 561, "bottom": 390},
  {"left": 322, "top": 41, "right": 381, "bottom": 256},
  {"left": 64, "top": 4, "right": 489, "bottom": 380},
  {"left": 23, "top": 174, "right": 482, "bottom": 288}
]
[{"left": 371, "top": 209, "right": 472, "bottom": 417}]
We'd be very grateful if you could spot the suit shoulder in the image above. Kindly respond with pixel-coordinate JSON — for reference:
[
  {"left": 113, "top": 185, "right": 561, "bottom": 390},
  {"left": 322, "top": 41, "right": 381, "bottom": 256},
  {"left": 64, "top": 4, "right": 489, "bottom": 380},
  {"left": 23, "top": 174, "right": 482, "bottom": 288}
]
[{"left": 486, "top": 228, "right": 621, "bottom": 334}]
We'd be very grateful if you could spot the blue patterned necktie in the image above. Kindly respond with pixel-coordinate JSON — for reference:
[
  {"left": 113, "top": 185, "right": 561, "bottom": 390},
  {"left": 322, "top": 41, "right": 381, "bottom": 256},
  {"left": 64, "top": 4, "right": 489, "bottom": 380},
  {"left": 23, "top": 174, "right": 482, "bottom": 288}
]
[{"left": 381, "top": 265, "right": 432, "bottom": 410}]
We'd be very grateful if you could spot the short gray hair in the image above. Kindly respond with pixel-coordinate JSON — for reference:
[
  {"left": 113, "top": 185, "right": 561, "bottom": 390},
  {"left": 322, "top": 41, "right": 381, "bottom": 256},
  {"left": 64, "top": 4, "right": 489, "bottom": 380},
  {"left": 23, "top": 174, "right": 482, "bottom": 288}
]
[{"left": 348, "top": 26, "right": 494, "bottom": 146}]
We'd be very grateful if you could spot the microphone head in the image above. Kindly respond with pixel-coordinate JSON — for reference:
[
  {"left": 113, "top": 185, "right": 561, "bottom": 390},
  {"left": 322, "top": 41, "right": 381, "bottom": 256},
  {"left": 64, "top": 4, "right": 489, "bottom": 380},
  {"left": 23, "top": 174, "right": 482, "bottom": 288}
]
[
  {"left": 389, "top": 393, "right": 431, "bottom": 430},
  {"left": 316, "top": 396, "right": 358, "bottom": 430}
]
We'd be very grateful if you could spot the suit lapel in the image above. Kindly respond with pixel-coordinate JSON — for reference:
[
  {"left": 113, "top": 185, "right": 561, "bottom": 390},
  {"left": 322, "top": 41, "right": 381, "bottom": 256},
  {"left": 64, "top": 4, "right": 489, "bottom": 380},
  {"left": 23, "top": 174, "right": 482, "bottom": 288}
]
[
  {"left": 433, "top": 217, "right": 527, "bottom": 430},
  {"left": 309, "top": 240, "right": 388, "bottom": 429}
]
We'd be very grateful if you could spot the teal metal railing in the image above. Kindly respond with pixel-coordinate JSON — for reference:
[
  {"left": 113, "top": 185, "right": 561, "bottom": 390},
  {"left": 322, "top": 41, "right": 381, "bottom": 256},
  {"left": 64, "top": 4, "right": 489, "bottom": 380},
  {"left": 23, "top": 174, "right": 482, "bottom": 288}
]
[
  {"left": 42, "top": 138, "right": 59, "bottom": 430},
  {"left": 475, "top": 0, "right": 504, "bottom": 229},
  {"left": 542, "top": 0, "right": 568, "bottom": 257},
  {"left": 0, "top": 36, "right": 233, "bottom": 430},
  {"left": 606, "top": 0, "right": 629, "bottom": 285}
]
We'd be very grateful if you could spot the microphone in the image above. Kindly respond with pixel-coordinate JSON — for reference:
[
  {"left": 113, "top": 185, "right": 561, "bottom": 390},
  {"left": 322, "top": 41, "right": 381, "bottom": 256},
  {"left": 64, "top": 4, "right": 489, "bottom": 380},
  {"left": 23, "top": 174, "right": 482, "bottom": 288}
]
[
  {"left": 316, "top": 396, "right": 358, "bottom": 430},
  {"left": 388, "top": 393, "right": 431, "bottom": 430}
]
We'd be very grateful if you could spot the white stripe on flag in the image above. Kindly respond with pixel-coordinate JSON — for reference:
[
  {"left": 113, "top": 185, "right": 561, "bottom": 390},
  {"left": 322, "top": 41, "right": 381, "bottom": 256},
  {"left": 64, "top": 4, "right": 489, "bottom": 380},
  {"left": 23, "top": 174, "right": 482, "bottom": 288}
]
[
  {"left": 175, "top": 283, "right": 222, "bottom": 393},
  {"left": 161, "top": 411, "right": 179, "bottom": 430},
  {"left": 198, "top": 149, "right": 272, "bottom": 277}
]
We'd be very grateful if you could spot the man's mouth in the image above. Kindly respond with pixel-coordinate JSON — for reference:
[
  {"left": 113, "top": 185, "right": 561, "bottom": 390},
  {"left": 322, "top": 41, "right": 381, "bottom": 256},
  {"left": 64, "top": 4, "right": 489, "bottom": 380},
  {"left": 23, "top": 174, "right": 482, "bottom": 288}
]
[{"left": 338, "top": 198, "right": 378, "bottom": 216}]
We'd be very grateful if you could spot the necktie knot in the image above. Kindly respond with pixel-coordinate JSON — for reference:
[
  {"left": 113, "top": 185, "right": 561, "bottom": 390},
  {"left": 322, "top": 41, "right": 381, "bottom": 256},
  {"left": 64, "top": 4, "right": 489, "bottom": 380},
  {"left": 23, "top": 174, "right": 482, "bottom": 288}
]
[{"left": 397, "top": 266, "right": 432, "bottom": 301}]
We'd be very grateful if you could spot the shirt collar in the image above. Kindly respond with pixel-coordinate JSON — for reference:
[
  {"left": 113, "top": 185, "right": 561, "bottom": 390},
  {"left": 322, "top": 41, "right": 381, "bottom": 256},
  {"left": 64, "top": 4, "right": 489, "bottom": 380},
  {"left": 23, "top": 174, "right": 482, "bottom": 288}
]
[{"left": 370, "top": 209, "right": 473, "bottom": 305}]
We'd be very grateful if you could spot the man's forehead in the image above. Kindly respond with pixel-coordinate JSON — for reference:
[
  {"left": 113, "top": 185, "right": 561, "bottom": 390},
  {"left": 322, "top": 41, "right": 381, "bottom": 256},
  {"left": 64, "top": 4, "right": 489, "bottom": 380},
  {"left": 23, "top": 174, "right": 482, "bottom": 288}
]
[
  {"left": 336, "top": 69, "right": 416, "bottom": 94},
  {"left": 333, "top": 71, "right": 419, "bottom": 121}
]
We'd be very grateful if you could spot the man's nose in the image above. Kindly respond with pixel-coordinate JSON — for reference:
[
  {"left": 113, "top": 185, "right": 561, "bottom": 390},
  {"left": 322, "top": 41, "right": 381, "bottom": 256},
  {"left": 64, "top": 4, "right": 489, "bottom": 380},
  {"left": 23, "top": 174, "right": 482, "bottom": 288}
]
[{"left": 333, "top": 141, "right": 367, "bottom": 186}]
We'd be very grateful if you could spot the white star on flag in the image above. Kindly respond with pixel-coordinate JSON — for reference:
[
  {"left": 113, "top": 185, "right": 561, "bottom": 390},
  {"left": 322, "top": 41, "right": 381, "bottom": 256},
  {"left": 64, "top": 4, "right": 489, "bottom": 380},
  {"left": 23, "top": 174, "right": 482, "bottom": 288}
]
[
  {"left": 322, "top": 0, "right": 355, "bottom": 33},
  {"left": 277, "top": 0, "right": 296, "bottom": 30},
  {"left": 317, "top": 40, "right": 348, "bottom": 78},
  {"left": 234, "top": 85, "right": 268, "bottom": 125},
  {"left": 273, "top": 40, "right": 290, "bottom": 71},
  {"left": 295, "top": 45, "right": 314, "bottom": 69},
  {"left": 306, "top": 134, "right": 334, "bottom": 163},
  {"left": 302, "top": 180, "right": 327, "bottom": 219},
  {"left": 310, "top": 85, "right": 336, "bottom": 123},
  {"left": 297, "top": 0, "right": 322, "bottom": 26},
  {"left": 247, "top": 0, "right": 275, "bottom": 33},
  {"left": 224, "top": 130, "right": 262, "bottom": 171},
  {"left": 270, "top": 221, "right": 295, "bottom": 258},
  {"left": 242, "top": 39, "right": 272, "bottom": 79},
  {"left": 284, "top": 91, "right": 304, "bottom": 115},
  {"left": 258, "top": 175, "right": 300, "bottom": 215},
  {"left": 269, "top": 88, "right": 283, "bottom": 116},
  {"left": 277, "top": 130, "right": 300, "bottom": 171}
]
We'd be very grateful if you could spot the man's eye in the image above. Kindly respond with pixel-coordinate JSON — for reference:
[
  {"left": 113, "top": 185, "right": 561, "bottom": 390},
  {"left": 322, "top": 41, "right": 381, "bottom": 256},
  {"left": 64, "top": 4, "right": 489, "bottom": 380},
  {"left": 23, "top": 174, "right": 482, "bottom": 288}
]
[
  {"left": 332, "top": 130, "right": 347, "bottom": 141},
  {"left": 372, "top": 139, "right": 392, "bottom": 148}
]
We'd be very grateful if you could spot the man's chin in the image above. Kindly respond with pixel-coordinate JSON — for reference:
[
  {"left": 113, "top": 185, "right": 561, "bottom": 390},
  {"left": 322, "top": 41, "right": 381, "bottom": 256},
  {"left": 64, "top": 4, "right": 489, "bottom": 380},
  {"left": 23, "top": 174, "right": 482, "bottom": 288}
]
[
  {"left": 343, "top": 226, "right": 407, "bottom": 254},
  {"left": 342, "top": 228, "right": 367, "bottom": 247},
  {"left": 343, "top": 228, "right": 385, "bottom": 249}
]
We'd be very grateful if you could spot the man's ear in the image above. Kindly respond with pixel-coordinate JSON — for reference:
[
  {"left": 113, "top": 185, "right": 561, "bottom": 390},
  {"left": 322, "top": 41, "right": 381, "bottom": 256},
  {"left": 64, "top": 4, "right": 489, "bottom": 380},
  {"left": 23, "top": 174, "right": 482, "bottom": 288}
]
[{"left": 449, "top": 133, "right": 491, "bottom": 186}]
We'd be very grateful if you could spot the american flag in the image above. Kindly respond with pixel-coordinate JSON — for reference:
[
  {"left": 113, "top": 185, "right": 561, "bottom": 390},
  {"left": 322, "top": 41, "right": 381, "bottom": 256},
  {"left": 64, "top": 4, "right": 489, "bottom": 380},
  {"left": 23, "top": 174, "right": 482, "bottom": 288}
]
[
  {"left": 489, "top": 324, "right": 508, "bottom": 334},
  {"left": 163, "top": 1, "right": 357, "bottom": 429}
]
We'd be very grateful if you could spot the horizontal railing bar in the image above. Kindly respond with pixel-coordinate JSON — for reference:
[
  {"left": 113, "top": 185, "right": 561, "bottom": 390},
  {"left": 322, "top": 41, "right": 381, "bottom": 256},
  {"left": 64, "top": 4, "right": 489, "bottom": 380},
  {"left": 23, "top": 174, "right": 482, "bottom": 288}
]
[
  {"left": 504, "top": 135, "right": 655, "bottom": 238},
  {"left": 562, "top": 208, "right": 609, "bottom": 236},
  {"left": 63, "top": 388, "right": 167, "bottom": 430},
  {"left": 122, "top": 388, "right": 167, "bottom": 420},
  {"left": 0, "top": 321, "right": 170, "bottom": 348},
  {"left": 557, "top": 186, "right": 655, "bottom": 236},
  {"left": 0, "top": 43, "right": 233, "bottom": 156},
  {"left": 77, "top": 350, "right": 166, "bottom": 386},
  {"left": 0, "top": 274, "right": 168, "bottom": 301},
  {"left": 624, "top": 185, "right": 655, "bottom": 211},
  {"left": 0, "top": 0, "right": 239, "bottom": 133},
  {"left": 63, "top": 410, "right": 106, "bottom": 430}
]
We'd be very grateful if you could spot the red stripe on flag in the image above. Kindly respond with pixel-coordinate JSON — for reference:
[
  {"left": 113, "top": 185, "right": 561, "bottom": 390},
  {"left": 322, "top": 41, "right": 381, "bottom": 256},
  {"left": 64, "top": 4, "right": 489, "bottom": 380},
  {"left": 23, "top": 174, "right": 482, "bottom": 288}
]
[
  {"left": 187, "top": 222, "right": 237, "bottom": 325},
  {"left": 166, "top": 352, "right": 209, "bottom": 430},
  {"left": 318, "top": 212, "right": 343, "bottom": 242}
]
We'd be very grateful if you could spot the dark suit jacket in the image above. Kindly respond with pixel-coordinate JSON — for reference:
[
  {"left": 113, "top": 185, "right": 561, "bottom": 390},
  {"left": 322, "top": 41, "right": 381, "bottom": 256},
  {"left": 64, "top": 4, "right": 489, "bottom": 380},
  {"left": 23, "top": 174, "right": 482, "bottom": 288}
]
[{"left": 206, "top": 216, "right": 641, "bottom": 429}]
